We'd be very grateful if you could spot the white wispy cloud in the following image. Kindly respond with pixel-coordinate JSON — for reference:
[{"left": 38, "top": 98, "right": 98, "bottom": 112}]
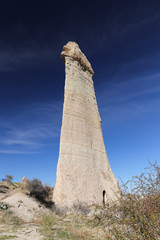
[
  {"left": 0, "top": 149, "right": 38, "bottom": 154},
  {"left": 82, "top": 7, "right": 160, "bottom": 55},
  {"left": 0, "top": 101, "right": 62, "bottom": 154},
  {"left": 101, "top": 73, "right": 160, "bottom": 103},
  {"left": 0, "top": 43, "right": 59, "bottom": 71},
  {"left": 97, "top": 71, "right": 160, "bottom": 126}
]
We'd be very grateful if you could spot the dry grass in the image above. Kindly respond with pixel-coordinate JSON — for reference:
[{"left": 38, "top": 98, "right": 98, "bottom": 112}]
[
  {"left": 0, "top": 210, "right": 23, "bottom": 227},
  {"left": 39, "top": 213, "right": 105, "bottom": 240},
  {"left": 0, "top": 236, "right": 17, "bottom": 240},
  {"left": 90, "top": 162, "right": 160, "bottom": 240}
]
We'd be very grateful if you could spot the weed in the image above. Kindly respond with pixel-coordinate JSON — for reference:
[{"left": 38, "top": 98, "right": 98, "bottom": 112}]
[
  {"left": 68, "top": 227, "right": 95, "bottom": 240},
  {"left": 39, "top": 213, "right": 100, "bottom": 240},
  {"left": 0, "top": 210, "right": 23, "bottom": 227},
  {"left": 57, "top": 229, "right": 71, "bottom": 239},
  {"left": 39, "top": 214, "right": 55, "bottom": 239},
  {"left": 0, "top": 236, "right": 17, "bottom": 240}
]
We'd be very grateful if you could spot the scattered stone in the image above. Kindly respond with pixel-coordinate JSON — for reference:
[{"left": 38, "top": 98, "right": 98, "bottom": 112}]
[{"left": 0, "top": 202, "right": 8, "bottom": 210}]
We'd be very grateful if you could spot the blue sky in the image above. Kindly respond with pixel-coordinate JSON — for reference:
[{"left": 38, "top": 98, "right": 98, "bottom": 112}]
[{"left": 0, "top": 0, "right": 160, "bottom": 186}]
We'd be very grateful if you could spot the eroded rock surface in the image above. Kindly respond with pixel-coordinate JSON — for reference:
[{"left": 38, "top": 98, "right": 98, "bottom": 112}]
[
  {"left": 53, "top": 41, "right": 120, "bottom": 207},
  {"left": 20, "top": 176, "right": 29, "bottom": 191},
  {"left": 61, "top": 41, "right": 94, "bottom": 74},
  {"left": 0, "top": 181, "right": 14, "bottom": 200}
]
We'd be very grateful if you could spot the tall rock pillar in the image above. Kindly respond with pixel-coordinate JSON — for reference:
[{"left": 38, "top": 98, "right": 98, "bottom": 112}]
[{"left": 53, "top": 42, "right": 120, "bottom": 207}]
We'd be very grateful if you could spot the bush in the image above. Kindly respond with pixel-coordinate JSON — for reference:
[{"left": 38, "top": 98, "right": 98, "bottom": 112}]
[
  {"left": 27, "top": 178, "right": 49, "bottom": 202},
  {"left": 91, "top": 162, "right": 160, "bottom": 240}
]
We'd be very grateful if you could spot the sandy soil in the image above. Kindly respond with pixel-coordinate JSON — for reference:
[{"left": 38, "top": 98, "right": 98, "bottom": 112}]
[
  {"left": 3, "top": 192, "right": 51, "bottom": 223},
  {"left": 0, "top": 181, "right": 53, "bottom": 239}
]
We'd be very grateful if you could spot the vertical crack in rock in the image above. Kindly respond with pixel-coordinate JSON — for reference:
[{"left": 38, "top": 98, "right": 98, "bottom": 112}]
[{"left": 53, "top": 41, "right": 120, "bottom": 207}]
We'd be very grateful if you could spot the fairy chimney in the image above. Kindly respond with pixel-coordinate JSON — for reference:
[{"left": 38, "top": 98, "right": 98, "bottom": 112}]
[{"left": 53, "top": 41, "right": 120, "bottom": 207}]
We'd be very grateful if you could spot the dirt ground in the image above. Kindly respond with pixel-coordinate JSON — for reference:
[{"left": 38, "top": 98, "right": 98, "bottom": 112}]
[
  {"left": 0, "top": 223, "right": 43, "bottom": 240},
  {"left": 0, "top": 181, "right": 52, "bottom": 239}
]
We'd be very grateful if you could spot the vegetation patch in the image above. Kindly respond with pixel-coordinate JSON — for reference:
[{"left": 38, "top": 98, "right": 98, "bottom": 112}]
[
  {"left": 39, "top": 214, "right": 56, "bottom": 239},
  {"left": 26, "top": 178, "right": 53, "bottom": 208},
  {"left": 57, "top": 229, "right": 71, "bottom": 239},
  {"left": 1, "top": 162, "right": 159, "bottom": 239},
  {"left": 0, "top": 210, "right": 23, "bottom": 227},
  {"left": 91, "top": 161, "right": 160, "bottom": 239},
  {"left": 39, "top": 213, "right": 102, "bottom": 240},
  {"left": 0, "top": 236, "right": 17, "bottom": 240}
]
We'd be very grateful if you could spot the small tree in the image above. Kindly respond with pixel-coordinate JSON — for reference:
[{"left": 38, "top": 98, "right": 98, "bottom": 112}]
[
  {"left": 27, "top": 178, "right": 49, "bottom": 202},
  {"left": 5, "top": 174, "right": 14, "bottom": 182}
]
